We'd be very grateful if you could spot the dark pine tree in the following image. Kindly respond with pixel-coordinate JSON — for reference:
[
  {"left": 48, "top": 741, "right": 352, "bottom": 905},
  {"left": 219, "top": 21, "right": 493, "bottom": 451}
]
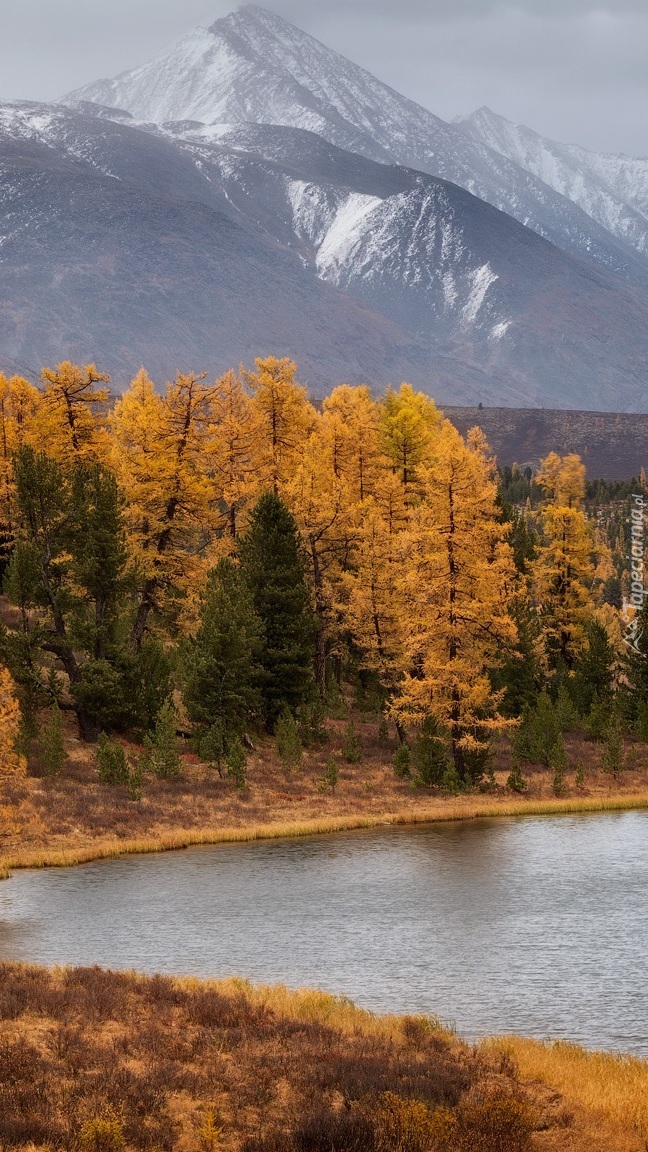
[
  {"left": 620, "top": 600, "right": 648, "bottom": 731},
  {"left": 182, "top": 557, "right": 263, "bottom": 744},
  {"left": 570, "top": 618, "right": 616, "bottom": 718},
  {"left": 238, "top": 492, "right": 315, "bottom": 727}
]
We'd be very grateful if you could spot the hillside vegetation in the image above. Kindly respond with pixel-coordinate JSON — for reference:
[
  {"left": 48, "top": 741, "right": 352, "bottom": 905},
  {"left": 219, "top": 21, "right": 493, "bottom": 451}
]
[
  {"left": 1, "top": 963, "right": 646, "bottom": 1152},
  {"left": 1, "top": 359, "right": 648, "bottom": 858}
]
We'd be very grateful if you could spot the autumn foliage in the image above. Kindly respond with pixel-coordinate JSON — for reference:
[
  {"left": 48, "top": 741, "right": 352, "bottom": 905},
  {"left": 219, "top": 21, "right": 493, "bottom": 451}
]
[{"left": 0, "top": 358, "right": 621, "bottom": 787}]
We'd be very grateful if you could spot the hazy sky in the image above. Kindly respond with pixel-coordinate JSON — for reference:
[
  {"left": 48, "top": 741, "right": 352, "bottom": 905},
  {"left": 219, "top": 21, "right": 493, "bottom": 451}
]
[{"left": 1, "top": 0, "right": 647, "bottom": 155}]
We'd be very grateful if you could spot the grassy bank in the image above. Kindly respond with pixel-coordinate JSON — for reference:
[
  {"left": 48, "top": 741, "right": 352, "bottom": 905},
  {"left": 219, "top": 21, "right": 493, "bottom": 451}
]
[
  {"left": 0, "top": 963, "right": 644, "bottom": 1151},
  {"left": 3, "top": 791, "right": 648, "bottom": 878},
  {"left": 491, "top": 1037, "right": 648, "bottom": 1148}
]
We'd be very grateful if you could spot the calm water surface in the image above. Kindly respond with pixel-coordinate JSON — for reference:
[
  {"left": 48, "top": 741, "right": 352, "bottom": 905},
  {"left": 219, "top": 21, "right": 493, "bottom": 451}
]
[{"left": 1, "top": 812, "right": 647, "bottom": 1053}]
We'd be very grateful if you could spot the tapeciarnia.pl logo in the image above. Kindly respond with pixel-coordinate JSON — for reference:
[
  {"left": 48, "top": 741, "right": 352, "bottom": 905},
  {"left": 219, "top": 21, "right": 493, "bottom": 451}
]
[{"left": 623, "top": 493, "right": 646, "bottom": 654}]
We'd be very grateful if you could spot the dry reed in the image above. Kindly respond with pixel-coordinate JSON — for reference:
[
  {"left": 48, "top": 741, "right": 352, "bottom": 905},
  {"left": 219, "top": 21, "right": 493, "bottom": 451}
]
[{"left": 3, "top": 791, "right": 648, "bottom": 879}]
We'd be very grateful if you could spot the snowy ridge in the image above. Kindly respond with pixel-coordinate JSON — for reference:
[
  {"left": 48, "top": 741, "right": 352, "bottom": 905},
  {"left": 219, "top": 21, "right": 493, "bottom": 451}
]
[
  {"left": 457, "top": 108, "right": 648, "bottom": 256},
  {"left": 62, "top": 5, "right": 648, "bottom": 284}
]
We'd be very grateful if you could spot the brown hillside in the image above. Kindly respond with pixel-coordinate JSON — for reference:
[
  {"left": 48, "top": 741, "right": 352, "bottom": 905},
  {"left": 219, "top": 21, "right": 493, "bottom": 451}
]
[{"left": 443, "top": 407, "right": 648, "bottom": 480}]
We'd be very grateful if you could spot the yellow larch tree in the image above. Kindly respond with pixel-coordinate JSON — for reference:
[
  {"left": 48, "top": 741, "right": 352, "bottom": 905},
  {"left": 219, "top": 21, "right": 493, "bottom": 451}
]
[
  {"left": 207, "top": 370, "right": 258, "bottom": 542},
  {"left": 338, "top": 502, "right": 406, "bottom": 706},
  {"left": 245, "top": 357, "right": 316, "bottom": 493},
  {"left": 111, "top": 369, "right": 218, "bottom": 643},
  {"left": 285, "top": 416, "right": 349, "bottom": 695},
  {"left": 0, "top": 374, "right": 41, "bottom": 553},
  {"left": 0, "top": 664, "right": 26, "bottom": 778},
  {"left": 531, "top": 452, "right": 596, "bottom": 669},
  {"left": 393, "top": 423, "right": 517, "bottom": 781},
  {"left": 379, "top": 383, "right": 442, "bottom": 506},
  {"left": 321, "top": 385, "right": 382, "bottom": 505},
  {"left": 35, "top": 361, "right": 111, "bottom": 463}
]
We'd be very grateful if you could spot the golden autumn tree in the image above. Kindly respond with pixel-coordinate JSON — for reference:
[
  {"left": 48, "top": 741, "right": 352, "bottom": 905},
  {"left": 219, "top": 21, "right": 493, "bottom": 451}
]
[
  {"left": 379, "top": 383, "right": 442, "bottom": 506},
  {"left": 532, "top": 452, "right": 596, "bottom": 669},
  {"left": 35, "top": 361, "right": 110, "bottom": 463},
  {"left": 207, "top": 370, "right": 258, "bottom": 541},
  {"left": 321, "top": 385, "right": 382, "bottom": 505},
  {"left": 393, "top": 424, "right": 517, "bottom": 781},
  {"left": 285, "top": 416, "right": 348, "bottom": 695},
  {"left": 111, "top": 369, "right": 218, "bottom": 643},
  {"left": 0, "top": 664, "right": 26, "bottom": 778},
  {"left": 245, "top": 357, "right": 316, "bottom": 493},
  {"left": 338, "top": 502, "right": 405, "bottom": 704},
  {"left": 0, "top": 374, "right": 41, "bottom": 554}
]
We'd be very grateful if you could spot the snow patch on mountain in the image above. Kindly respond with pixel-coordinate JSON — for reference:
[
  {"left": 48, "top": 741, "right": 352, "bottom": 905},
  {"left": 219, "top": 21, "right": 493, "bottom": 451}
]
[
  {"left": 61, "top": 6, "right": 648, "bottom": 284},
  {"left": 461, "top": 264, "right": 498, "bottom": 328},
  {"left": 315, "top": 191, "right": 383, "bottom": 281},
  {"left": 458, "top": 108, "right": 648, "bottom": 257}
]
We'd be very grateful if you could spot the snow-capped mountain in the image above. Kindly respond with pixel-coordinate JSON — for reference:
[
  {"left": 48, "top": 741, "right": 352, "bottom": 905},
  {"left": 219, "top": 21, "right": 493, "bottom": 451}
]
[
  {"left": 2, "top": 100, "right": 648, "bottom": 409},
  {"left": 62, "top": 5, "right": 648, "bottom": 284},
  {"left": 457, "top": 107, "right": 648, "bottom": 258}
]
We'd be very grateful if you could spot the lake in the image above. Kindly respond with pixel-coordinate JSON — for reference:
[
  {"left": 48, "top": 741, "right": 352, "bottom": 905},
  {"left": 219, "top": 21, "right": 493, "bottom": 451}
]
[{"left": 1, "top": 811, "right": 647, "bottom": 1053}]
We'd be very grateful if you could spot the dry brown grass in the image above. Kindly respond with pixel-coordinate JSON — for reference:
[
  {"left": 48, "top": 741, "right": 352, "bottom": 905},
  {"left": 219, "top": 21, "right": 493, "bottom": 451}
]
[
  {"left": 0, "top": 963, "right": 633, "bottom": 1152},
  {"left": 3, "top": 716, "right": 648, "bottom": 876},
  {"left": 489, "top": 1037, "right": 648, "bottom": 1151}
]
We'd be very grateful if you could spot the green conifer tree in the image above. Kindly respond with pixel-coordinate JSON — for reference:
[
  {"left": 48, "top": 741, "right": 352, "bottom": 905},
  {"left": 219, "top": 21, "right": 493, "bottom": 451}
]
[
  {"left": 147, "top": 698, "right": 181, "bottom": 779},
  {"left": 238, "top": 492, "right": 315, "bottom": 726},
  {"left": 42, "top": 703, "right": 66, "bottom": 777},
  {"left": 182, "top": 558, "right": 263, "bottom": 744},
  {"left": 96, "top": 732, "right": 130, "bottom": 785},
  {"left": 507, "top": 754, "right": 527, "bottom": 793},
  {"left": 320, "top": 755, "right": 339, "bottom": 794},
  {"left": 275, "top": 708, "right": 303, "bottom": 771},
  {"left": 570, "top": 619, "right": 615, "bottom": 718},
  {"left": 342, "top": 720, "right": 363, "bottom": 764},
  {"left": 601, "top": 717, "right": 624, "bottom": 779},
  {"left": 393, "top": 743, "right": 411, "bottom": 779},
  {"left": 225, "top": 739, "right": 247, "bottom": 790}
]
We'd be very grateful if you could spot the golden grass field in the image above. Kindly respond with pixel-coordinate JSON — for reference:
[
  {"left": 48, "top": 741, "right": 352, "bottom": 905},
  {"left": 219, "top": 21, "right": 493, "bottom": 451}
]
[
  {"left": 3, "top": 718, "right": 648, "bottom": 1147},
  {"left": 3, "top": 713, "right": 648, "bottom": 877},
  {"left": 0, "top": 964, "right": 646, "bottom": 1151}
]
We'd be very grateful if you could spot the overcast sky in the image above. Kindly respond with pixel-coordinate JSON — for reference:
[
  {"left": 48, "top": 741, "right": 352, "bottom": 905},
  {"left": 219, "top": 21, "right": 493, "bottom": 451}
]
[{"left": 1, "top": 0, "right": 646, "bottom": 155}]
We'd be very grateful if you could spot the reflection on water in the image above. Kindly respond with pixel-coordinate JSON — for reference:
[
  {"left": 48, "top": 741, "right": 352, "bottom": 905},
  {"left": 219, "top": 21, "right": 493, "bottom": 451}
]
[{"left": 1, "top": 812, "right": 647, "bottom": 1053}]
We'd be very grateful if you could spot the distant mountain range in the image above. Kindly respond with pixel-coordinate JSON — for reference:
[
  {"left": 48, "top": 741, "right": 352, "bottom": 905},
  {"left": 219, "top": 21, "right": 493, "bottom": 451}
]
[{"left": 0, "top": 5, "right": 647, "bottom": 408}]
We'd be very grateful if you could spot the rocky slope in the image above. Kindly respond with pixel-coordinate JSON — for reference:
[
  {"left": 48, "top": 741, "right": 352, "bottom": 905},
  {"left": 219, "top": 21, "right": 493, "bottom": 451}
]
[
  {"left": 2, "top": 102, "right": 648, "bottom": 406},
  {"left": 64, "top": 4, "right": 648, "bottom": 285}
]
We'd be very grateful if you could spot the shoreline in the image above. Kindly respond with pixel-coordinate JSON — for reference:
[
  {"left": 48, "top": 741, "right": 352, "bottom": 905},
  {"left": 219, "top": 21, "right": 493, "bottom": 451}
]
[
  {"left": 3, "top": 790, "right": 648, "bottom": 879},
  {"left": 0, "top": 962, "right": 646, "bottom": 1148}
]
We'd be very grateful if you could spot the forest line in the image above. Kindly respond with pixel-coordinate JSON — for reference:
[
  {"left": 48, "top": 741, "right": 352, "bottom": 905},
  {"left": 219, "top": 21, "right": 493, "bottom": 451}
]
[{"left": 0, "top": 356, "right": 644, "bottom": 797}]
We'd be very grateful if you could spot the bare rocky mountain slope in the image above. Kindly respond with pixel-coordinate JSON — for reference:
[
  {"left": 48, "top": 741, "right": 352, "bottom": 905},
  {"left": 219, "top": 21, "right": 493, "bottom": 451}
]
[
  {"left": 2, "top": 102, "right": 648, "bottom": 405},
  {"left": 64, "top": 4, "right": 648, "bottom": 285}
]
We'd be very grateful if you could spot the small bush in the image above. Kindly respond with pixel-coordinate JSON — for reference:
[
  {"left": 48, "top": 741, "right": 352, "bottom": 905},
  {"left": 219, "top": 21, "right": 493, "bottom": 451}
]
[
  {"left": 96, "top": 734, "right": 130, "bottom": 786},
  {"left": 342, "top": 720, "right": 363, "bottom": 764},
  {"left": 226, "top": 739, "right": 247, "bottom": 790},
  {"left": 276, "top": 709, "right": 303, "bottom": 771},
  {"left": 378, "top": 714, "right": 390, "bottom": 744},
  {"left": 393, "top": 744, "right": 411, "bottom": 779},
  {"left": 78, "top": 1115, "right": 125, "bottom": 1152},
  {"left": 454, "top": 1091, "right": 533, "bottom": 1151},
  {"left": 42, "top": 704, "right": 66, "bottom": 777},
  {"left": 601, "top": 720, "right": 624, "bottom": 779},
  {"left": 574, "top": 759, "right": 585, "bottom": 789},
  {"left": 506, "top": 756, "right": 527, "bottom": 793}
]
